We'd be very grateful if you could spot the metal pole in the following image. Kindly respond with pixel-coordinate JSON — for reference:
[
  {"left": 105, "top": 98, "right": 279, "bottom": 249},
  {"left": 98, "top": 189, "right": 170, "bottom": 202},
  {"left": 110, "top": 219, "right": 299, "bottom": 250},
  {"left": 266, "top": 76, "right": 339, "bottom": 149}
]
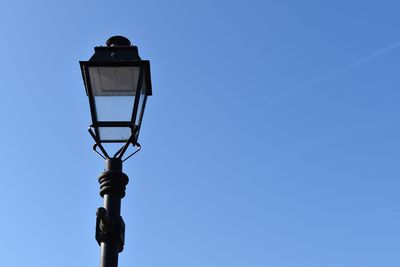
[{"left": 96, "top": 158, "right": 128, "bottom": 267}]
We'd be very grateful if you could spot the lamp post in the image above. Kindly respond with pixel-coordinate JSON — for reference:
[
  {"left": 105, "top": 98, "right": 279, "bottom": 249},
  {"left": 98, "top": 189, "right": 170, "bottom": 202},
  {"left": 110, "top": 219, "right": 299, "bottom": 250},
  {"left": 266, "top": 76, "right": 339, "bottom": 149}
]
[{"left": 79, "top": 36, "right": 152, "bottom": 267}]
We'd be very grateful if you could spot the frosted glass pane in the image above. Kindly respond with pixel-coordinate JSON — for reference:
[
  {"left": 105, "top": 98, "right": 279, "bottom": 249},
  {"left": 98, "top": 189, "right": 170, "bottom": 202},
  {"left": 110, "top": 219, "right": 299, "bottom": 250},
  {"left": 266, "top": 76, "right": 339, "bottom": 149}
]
[
  {"left": 135, "top": 90, "right": 147, "bottom": 125},
  {"left": 89, "top": 67, "right": 140, "bottom": 96},
  {"left": 95, "top": 96, "right": 134, "bottom": 121},
  {"left": 99, "top": 127, "right": 131, "bottom": 141}
]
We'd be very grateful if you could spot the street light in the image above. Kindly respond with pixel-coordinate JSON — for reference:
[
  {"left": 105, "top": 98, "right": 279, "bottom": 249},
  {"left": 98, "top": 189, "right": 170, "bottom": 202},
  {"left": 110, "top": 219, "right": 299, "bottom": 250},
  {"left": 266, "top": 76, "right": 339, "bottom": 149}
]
[{"left": 80, "top": 36, "right": 152, "bottom": 267}]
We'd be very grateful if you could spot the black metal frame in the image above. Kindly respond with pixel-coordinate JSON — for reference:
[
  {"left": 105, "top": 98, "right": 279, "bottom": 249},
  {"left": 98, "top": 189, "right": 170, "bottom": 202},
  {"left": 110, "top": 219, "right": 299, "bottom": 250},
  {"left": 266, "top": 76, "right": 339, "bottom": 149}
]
[
  {"left": 88, "top": 125, "right": 141, "bottom": 161},
  {"left": 80, "top": 60, "right": 151, "bottom": 159},
  {"left": 79, "top": 60, "right": 152, "bottom": 143}
]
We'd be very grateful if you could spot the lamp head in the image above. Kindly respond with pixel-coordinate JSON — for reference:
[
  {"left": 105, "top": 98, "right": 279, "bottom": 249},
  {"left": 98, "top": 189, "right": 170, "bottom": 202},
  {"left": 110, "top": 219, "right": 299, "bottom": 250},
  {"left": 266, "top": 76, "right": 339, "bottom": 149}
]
[{"left": 80, "top": 36, "right": 152, "bottom": 159}]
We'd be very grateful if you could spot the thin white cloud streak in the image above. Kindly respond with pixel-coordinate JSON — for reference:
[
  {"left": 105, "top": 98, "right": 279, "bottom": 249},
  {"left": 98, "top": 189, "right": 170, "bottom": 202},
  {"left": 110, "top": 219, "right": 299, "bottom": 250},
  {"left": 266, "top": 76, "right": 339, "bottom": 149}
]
[{"left": 259, "top": 40, "right": 400, "bottom": 111}]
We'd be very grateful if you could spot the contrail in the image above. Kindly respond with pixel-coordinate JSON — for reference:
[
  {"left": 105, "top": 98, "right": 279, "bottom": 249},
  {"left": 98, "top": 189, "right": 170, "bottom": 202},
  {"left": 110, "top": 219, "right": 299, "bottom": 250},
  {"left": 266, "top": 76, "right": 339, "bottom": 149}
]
[{"left": 259, "top": 40, "right": 400, "bottom": 111}]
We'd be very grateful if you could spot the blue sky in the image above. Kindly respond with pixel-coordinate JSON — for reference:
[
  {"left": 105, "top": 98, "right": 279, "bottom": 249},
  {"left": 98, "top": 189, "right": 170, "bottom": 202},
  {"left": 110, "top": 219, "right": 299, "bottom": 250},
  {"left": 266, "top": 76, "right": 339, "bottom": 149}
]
[{"left": 0, "top": 0, "right": 399, "bottom": 266}]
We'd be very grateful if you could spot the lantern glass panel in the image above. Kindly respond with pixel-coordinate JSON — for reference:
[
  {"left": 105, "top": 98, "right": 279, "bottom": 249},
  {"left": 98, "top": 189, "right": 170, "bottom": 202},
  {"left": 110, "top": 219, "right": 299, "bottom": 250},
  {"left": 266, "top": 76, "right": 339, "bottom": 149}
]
[
  {"left": 88, "top": 66, "right": 141, "bottom": 96},
  {"left": 133, "top": 70, "right": 147, "bottom": 125},
  {"left": 136, "top": 90, "right": 147, "bottom": 126},
  {"left": 94, "top": 96, "right": 134, "bottom": 121},
  {"left": 98, "top": 127, "right": 132, "bottom": 142}
]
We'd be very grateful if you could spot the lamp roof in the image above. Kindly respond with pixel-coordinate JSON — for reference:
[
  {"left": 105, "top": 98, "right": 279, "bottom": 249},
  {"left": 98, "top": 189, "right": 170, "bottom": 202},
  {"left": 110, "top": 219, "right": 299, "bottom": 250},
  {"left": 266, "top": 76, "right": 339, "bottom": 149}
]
[{"left": 89, "top": 36, "right": 141, "bottom": 62}]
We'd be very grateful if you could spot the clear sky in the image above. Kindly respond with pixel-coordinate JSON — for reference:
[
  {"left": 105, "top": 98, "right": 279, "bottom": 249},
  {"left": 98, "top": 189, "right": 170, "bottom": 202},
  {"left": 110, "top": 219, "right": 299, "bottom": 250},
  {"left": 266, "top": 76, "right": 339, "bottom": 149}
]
[{"left": 0, "top": 0, "right": 399, "bottom": 266}]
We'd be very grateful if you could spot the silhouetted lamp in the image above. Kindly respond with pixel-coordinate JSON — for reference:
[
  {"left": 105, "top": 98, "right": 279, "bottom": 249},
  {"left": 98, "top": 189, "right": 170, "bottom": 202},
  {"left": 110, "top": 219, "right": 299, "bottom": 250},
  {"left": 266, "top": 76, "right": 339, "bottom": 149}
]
[{"left": 79, "top": 36, "right": 153, "bottom": 267}]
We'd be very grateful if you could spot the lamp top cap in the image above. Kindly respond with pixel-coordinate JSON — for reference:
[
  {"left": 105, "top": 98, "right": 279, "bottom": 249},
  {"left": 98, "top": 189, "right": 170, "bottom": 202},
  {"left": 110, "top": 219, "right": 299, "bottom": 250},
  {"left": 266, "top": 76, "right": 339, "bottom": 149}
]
[{"left": 106, "top": 36, "right": 132, "bottom": 47}]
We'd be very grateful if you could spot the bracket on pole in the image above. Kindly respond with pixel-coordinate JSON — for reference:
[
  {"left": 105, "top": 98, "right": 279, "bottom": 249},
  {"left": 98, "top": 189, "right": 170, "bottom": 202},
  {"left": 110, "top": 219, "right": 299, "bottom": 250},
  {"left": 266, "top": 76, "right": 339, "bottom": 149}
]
[{"left": 96, "top": 207, "right": 126, "bottom": 253}]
